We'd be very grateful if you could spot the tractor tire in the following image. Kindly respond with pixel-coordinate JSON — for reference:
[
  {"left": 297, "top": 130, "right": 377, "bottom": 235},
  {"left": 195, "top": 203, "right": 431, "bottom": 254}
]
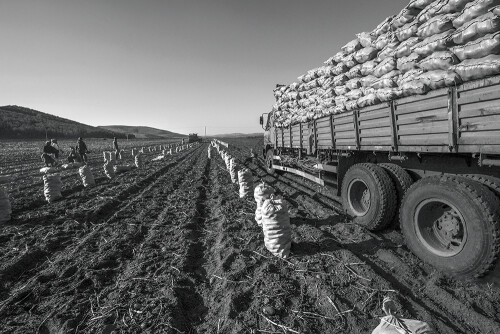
[
  {"left": 341, "top": 163, "right": 397, "bottom": 231},
  {"left": 400, "top": 175, "right": 500, "bottom": 278}
]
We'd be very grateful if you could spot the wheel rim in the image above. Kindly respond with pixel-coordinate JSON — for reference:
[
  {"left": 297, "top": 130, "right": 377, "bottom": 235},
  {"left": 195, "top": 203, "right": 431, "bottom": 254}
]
[
  {"left": 414, "top": 198, "right": 468, "bottom": 257},
  {"left": 347, "top": 179, "right": 371, "bottom": 216}
]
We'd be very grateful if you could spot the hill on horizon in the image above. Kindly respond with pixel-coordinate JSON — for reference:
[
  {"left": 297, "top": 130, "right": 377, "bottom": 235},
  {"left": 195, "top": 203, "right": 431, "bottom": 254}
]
[
  {"left": 0, "top": 105, "right": 125, "bottom": 140},
  {"left": 211, "top": 132, "right": 262, "bottom": 138},
  {"left": 98, "top": 125, "right": 186, "bottom": 139}
]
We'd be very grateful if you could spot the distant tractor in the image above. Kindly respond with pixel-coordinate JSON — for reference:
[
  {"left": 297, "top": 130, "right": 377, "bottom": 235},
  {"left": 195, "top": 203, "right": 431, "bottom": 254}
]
[{"left": 188, "top": 133, "right": 201, "bottom": 143}]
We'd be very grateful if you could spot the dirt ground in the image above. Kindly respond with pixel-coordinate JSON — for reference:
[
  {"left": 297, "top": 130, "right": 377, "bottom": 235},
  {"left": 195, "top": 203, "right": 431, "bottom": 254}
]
[{"left": 1, "top": 137, "right": 500, "bottom": 333}]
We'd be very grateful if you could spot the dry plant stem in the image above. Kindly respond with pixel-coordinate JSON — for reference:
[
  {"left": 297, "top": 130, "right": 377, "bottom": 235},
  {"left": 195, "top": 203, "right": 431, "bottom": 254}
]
[{"left": 261, "top": 313, "right": 300, "bottom": 334}]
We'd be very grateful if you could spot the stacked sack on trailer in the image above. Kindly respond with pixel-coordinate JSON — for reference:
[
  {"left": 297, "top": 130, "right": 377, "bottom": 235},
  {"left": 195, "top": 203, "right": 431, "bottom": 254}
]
[{"left": 272, "top": 0, "right": 500, "bottom": 128}]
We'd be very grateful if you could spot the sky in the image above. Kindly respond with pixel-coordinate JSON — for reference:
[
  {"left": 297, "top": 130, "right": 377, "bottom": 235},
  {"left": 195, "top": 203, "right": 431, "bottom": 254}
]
[{"left": 0, "top": 0, "right": 406, "bottom": 135}]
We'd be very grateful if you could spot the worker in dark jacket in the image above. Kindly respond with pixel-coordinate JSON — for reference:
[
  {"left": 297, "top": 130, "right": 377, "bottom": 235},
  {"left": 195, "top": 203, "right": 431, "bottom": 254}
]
[
  {"left": 76, "top": 137, "right": 90, "bottom": 163},
  {"left": 67, "top": 147, "right": 82, "bottom": 163},
  {"left": 41, "top": 141, "right": 58, "bottom": 166},
  {"left": 113, "top": 137, "right": 120, "bottom": 159}
]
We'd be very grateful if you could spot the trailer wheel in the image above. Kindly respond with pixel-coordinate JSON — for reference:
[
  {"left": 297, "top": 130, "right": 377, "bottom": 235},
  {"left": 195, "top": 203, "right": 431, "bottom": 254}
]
[
  {"left": 379, "top": 163, "right": 413, "bottom": 225},
  {"left": 400, "top": 175, "right": 500, "bottom": 278},
  {"left": 341, "top": 163, "right": 397, "bottom": 231},
  {"left": 265, "top": 150, "right": 275, "bottom": 174}
]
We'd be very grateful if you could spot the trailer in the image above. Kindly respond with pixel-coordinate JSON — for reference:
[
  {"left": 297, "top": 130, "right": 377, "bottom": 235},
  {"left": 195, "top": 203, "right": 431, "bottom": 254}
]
[{"left": 260, "top": 75, "right": 500, "bottom": 278}]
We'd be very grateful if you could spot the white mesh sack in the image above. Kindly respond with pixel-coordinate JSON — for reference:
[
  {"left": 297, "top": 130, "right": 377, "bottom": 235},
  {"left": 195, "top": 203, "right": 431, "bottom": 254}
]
[
  {"left": 261, "top": 197, "right": 292, "bottom": 259},
  {"left": 103, "top": 161, "right": 114, "bottom": 179},
  {"left": 238, "top": 168, "right": 254, "bottom": 199},
  {"left": 254, "top": 183, "right": 275, "bottom": 226},
  {"left": 135, "top": 154, "right": 143, "bottom": 169},
  {"left": 79, "top": 165, "right": 95, "bottom": 188},
  {"left": 43, "top": 174, "right": 62, "bottom": 203},
  {"left": 229, "top": 158, "right": 239, "bottom": 183},
  {"left": 0, "top": 187, "right": 12, "bottom": 223}
]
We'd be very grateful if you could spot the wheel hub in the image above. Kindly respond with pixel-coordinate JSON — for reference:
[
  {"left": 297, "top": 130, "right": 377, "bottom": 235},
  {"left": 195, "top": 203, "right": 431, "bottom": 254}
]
[
  {"left": 415, "top": 199, "right": 467, "bottom": 257},
  {"left": 347, "top": 179, "right": 371, "bottom": 216}
]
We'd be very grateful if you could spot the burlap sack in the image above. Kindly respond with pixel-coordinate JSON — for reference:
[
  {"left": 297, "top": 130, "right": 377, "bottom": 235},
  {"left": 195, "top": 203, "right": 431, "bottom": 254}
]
[
  {"left": 371, "top": 77, "right": 398, "bottom": 90},
  {"left": 398, "top": 69, "right": 425, "bottom": 85},
  {"left": 103, "top": 161, "right": 114, "bottom": 179},
  {"left": 395, "top": 20, "right": 420, "bottom": 42},
  {"left": 452, "top": 12, "right": 500, "bottom": 45},
  {"left": 375, "top": 32, "right": 395, "bottom": 50},
  {"left": 391, "top": 6, "right": 420, "bottom": 29},
  {"left": 376, "top": 88, "right": 404, "bottom": 102},
  {"left": 135, "top": 154, "right": 143, "bottom": 169},
  {"left": 0, "top": 187, "right": 12, "bottom": 223},
  {"left": 452, "top": 32, "right": 500, "bottom": 61},
  {"left": 360, "top": 60, "right": 380, "bottom": 76},
  {"left": 40, "top": 167, "right": 57, "bottom": 174},
  {"left": 418, "top": 70, "right": 462, "bottom": 89},
  {"left": 342, "top": 53, "right": 358, "bottom": 68},
  {"left": 400, "top": 80, "right": 431, "bottom": 96},
  {"left": 418, "top": 13, "right": 458, "bottom": 38},
  {"left": 371, "top": 315, "right": 435, "bottom": 334},
  {"left": 416, "top": 0, "right": 448, "bottom": 23},
  {"left": 397, "top": 52, "right": 425, "bottom": 72},
  {"left": 229, "top": 158, "right": 239, "bottom": 183},
  {"left": 357, "top": 93, "right": 381, "bottom": 108},
  {"left": 335, "top": 95, "right": 349, "bottom": 108},
  {"left": 345, "top": 100, "right": 359, "bottom": 111},
  {"left": 373, "top": 57, "right": 397, "bottom": 77},
  {"left": 43, "top": 174, "right": 62, "bottom": 203},
  {"left": 261, "top": 198, "right": 292, "bottom": 259},
  {"left": 408, "top": 0, "right": 435, "bottom": 10},
  {"left": 354, "top": 47, "right": 379, "bottom": 63},
  {"left": 346, "top": 78, "right": 362, "bottom": 90},
  {"left": 333, "top": 51, "right": 346, "bottom": 64},
  {"left": 451, "top": 54, "right": 500, "bottom": 80},
  {"left": 360, "top": 75, "right": 379, "bottom": 87},
  {"left": 419, "top": 51, "right": 460, "bottom": 70},
  {"left": 436, "top": 0, "right": 471, "bottom": 15},
  {"left": 395, "top": 37, "right": 421, "bottom": 58},
  {"left": 371, "top": 16, "right": 396, "bottom": 38},
  {"left": 378, "top": 41, "right": 401, "bottom": 62},
  {"left": 334, "top": 85, "right": 350, "bottom": 96},
  {"left": 412, "top": 29, "right": 455, "bottom": 56},
  {"left": 342, "top": 38, "right": 363, "bottom": 54},
  {"left": 453, "top": 0, "right": 500, "bottom": 28},
  {"left": 357, "top": 32, "right": 375, "bottom": 47},
  {"left": 238, "top": 168, "right": 254, "bottom": 199},
  {"left": 347, "top": 65, "right": 363, "bottom": 79},
  {"left": 346, "top": 89, "right": 364, "bottom": 101},
  {"left": 79, "top": 165, "right": 95, "bottom": 188},
  {"left": 333, "top": 74, "right": 349, "bottom": 86}
]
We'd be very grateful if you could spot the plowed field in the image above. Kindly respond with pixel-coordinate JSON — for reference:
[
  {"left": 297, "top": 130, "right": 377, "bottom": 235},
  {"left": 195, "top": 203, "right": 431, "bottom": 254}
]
[{"left": 1, "top": 137, "right": 500, "bottom": 334}]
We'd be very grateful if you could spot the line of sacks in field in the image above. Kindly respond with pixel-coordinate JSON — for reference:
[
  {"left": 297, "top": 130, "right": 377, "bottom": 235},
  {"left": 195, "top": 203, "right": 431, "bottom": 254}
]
[
  {"left": 210, "top": 140, "right": 292, "bottom": 259},
  {"left": 0, "top": 143, "right": 198, "bottom": 222},
  {"left": 209, "top": 141, "right": 436, "bottom": 334},
  {"left": 273, "top": 0, "right": 500, "bottom": 128}
]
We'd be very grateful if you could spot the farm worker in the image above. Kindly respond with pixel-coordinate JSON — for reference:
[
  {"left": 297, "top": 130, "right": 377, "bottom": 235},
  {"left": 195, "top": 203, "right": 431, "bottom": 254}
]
[
  {"left": 50, "top": 139, "right": 63, "bottom": 158},
  {"left": 67, "top": 147, "right": 81, "bottom": 163},
  {"left": 41, "top": 141, "right": 58, "bottom": 166},
  {"left": 113, "top": 137, "right": 120, "bottom": 159},
  {"left": 76, "top": 137, "right": 90, "bottom": 164}
]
